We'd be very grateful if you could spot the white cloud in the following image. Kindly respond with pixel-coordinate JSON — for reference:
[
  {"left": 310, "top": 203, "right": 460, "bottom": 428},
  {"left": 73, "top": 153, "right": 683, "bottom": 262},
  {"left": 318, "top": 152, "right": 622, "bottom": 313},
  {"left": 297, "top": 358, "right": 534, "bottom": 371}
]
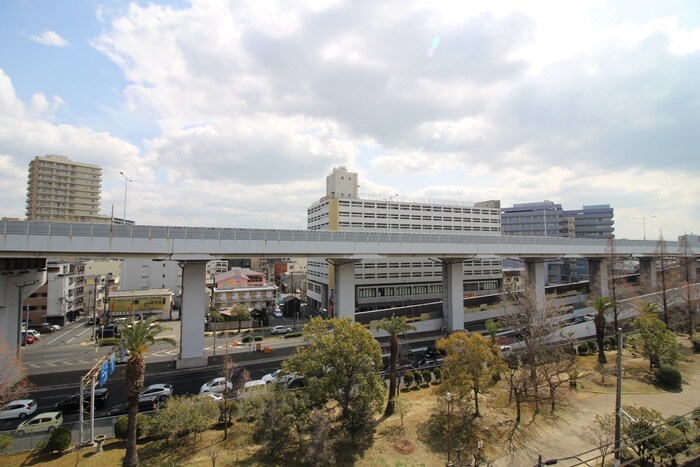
[
  {"left": 30, "top": 30, "right": 69, "bottom": 47},
  {"left": 2, "top": 1, "right": 699, "bottom": 239}
]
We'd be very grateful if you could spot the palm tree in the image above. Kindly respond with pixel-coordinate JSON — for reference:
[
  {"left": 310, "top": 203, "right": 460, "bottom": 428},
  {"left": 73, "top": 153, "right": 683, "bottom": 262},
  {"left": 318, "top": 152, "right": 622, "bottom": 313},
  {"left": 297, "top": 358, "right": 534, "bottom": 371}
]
[
  {"left": 121, "top": 318, "right": 175, "bottom": 467},
  {"left": 373, "top": 316, "right": 416, "bottom": 416},
  {"left": 586, "top": 296, "right": 613, "bottom": 364}
]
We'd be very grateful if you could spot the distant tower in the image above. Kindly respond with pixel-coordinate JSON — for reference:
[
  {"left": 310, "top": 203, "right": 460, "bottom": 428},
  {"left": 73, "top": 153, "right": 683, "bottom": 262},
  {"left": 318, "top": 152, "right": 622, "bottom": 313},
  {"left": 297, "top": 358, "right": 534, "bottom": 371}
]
[{"left": 26, "top": 155, "right": 106, "bottom": 223}]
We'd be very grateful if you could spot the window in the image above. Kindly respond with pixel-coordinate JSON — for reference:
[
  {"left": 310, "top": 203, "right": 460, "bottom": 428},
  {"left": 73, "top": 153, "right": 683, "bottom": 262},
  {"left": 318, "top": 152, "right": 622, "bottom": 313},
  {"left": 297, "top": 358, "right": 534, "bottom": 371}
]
[
  {"left": 396, "top": 286, "right": 412, "bottom": 295},
  {"left": 358, "top": 288, "right": 377, "bottom": 298},
  {"left": 413, "top": 285, "right": 428, "bottom": 295}
]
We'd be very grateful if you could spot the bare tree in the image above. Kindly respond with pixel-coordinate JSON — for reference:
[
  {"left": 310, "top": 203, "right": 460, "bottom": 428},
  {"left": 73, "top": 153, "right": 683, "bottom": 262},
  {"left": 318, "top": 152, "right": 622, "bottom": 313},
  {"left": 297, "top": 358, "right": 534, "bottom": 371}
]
[
  {"left": 221, "top": 356, "right": 248, "bottom": 440},
  {"left": 501, "top": 273, "right": 562, "bottom": 414},
  {"left": 537, "top": 347, "right": 576, "bottom": 414},
  {"left": 585, "top": 414, "right": 615, "bottom": 467},
  {"left": 0, "top": 340, "right": 31, "bottom": 406}
]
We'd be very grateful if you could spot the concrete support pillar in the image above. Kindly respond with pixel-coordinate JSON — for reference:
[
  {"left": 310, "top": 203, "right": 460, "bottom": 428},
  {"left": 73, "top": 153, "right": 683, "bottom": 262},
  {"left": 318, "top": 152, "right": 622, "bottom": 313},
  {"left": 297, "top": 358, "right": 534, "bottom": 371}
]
[
  {"left": 441, "top": 259, "right": 466, "bottom": 333},
  {"left": 685, "top": 257, "right": 698, "bottom": 283},
  {"left": 525, "top": 259, "right": 546, "bottom": 311},
  {"left": 588, "top": 258, "right": 610, "bottom": 297},
  {"left": 0, "top": 269, "right": 46, "bottom": 356},
  {"left": 331, "top": 260, "right": 356, "bottom": 321},
  {"left": 177, "top": 261, "right": 208, "bottom": 369},
  {"left": 638, "top": 257, "right": 657, "bottom": 288}
]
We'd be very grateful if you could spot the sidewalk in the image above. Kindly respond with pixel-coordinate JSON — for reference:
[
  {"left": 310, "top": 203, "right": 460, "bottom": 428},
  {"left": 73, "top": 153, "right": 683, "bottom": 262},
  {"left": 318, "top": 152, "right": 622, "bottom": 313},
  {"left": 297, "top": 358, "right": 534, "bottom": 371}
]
[{"left": 495, "top": 370, "right": 700, "bottom": 467}]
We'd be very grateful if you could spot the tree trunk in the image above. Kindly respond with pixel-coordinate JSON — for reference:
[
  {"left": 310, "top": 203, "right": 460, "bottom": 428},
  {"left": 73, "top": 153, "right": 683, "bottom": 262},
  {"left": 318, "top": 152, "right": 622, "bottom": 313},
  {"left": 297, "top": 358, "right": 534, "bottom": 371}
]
[
  {"left": 515, "top": 394, "right": 521, "bottom": 424},
  {"left": 550, "top": 387, "right": 556, "bottom": 414},
  {"left": 385, "top": 335, "right": 398, "bottom": 416},
  {"left": 123, "top": 357, "right": 145, "bottom": 467},
  {"left": 595, "top": 314, "right": 607, "bottom": 364},
  {"left": 473, "top": 385, "right": 480, "bottom": 417}
]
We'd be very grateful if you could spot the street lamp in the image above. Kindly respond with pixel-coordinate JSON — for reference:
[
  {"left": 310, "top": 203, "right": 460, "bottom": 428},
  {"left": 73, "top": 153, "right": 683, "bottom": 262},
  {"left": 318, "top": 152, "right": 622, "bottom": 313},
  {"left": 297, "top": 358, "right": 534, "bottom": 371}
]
[
  {"left": 632, "top": 216, "right": 655, "bottom": 241},
  {"left": 119, "top": 171, "right": 132, "bottom": 224},
  {"left": 445, "top": 392, "right": 453, "bottom": 466}
]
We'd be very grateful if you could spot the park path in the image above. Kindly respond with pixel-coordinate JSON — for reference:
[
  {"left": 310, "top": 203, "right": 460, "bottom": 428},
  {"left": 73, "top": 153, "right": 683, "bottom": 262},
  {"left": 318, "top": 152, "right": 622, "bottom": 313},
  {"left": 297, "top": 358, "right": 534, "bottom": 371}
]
[{"left": 494, "top": 370, "right": 700, "bottom": 467}]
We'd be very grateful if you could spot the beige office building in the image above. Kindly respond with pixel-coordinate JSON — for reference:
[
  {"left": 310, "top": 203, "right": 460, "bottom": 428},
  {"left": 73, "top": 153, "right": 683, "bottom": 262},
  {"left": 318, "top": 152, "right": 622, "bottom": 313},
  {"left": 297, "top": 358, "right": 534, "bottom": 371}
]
[{"left": 26, "top": 155, "right": 109, "bottom": 223}]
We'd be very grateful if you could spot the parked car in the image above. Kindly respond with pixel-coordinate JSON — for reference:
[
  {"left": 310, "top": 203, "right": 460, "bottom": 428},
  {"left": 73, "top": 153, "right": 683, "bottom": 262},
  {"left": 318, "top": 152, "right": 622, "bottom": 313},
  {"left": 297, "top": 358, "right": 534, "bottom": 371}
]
[
  {"left": 106, "top": 397, "right": 159, "bottom": 417},
  {"left": 262, "top": 369, "right": 283, "bottom": 384},
  {"left": 20, "top": 332, "right": 35, "bottom": 345},
  {"left": 199, "top": 377, "right": 232, "bottom": 395},
  {"left": 273, "top": 308, "right": 283, "bottom": 318},
  {"left": 32, "top": 324, "right": 55, "bottom": 334},
  {"left": 54, "top": 388, "right": 109, "bottom": 412},
  {"left": 15, "top": 411, "right": 63, "bottom": 436},
  {"left": 270, "top": 325, "right": 292, "bottom": 335},
  {"left": 200, "top": 393, "right": 223, "bottom": 403},
  {"left": 0, "top": 399, "right": 38, "bottom": 420},
  {"left": 49, "top": 324, "right": 62, "bottom": 331},
  {"left": 25, "top": 329, "right": 41, "bottom": 340},
  {"left": 237, "top": 379, "right": 267, "bottom": 399},
  {"left": 140, "top": 384, "right": 173, "bottom": 402},
  {"left": 286, "top": 375, "right": 306, "bottom": 390}
]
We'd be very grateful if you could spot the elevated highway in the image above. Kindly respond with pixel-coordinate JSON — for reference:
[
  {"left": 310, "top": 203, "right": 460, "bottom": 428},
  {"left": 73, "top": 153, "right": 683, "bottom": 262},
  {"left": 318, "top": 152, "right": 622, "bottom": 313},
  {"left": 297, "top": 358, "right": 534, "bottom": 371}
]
[{"left": 2, "top": 220, "right": 697, "bottom": 368}]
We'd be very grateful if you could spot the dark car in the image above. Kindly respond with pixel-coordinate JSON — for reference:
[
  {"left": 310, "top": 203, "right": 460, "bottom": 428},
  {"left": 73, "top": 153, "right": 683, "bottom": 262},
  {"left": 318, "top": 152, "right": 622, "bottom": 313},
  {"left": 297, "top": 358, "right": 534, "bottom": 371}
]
[
  {"left": 54, "top": 388, "right": 109, "bottom": 412},
  {"left": 32, "top": 324, "right": 55, "bottom": 334},
  {"left": 106, "top": 397, "right": 159, "bottom": 417},
  {"left": 96, "top": 325, "right": 120, "bottom": 339}
]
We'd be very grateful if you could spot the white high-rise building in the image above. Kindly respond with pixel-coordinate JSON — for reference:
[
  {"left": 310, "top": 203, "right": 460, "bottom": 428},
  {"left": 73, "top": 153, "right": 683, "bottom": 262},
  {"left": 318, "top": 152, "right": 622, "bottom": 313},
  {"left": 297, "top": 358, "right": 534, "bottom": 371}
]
[
  {"left": 306, "top": 167, "right": 502, "bottom": 314},
  {"left": 26, "top": 155, "right": 110, "bottom": 223}
]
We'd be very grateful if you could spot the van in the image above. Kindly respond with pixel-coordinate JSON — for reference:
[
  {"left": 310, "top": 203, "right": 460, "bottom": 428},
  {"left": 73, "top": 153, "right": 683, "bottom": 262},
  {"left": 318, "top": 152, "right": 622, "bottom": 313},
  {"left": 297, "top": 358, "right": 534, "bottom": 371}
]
[{"left": 237, "top": 379, "right": 267, "bottom": 399}]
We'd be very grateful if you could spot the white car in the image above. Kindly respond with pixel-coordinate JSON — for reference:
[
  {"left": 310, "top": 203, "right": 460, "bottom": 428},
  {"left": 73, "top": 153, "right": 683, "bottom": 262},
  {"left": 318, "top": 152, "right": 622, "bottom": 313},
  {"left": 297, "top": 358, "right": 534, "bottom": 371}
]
[
  {"left": 261, "top": 369, "right": 294, "bottom": 384},
  {"left": 199, "top": 377, "right": 232, "bottom": 395},
  {"left": 0, "top": 399, "right": 37, "bottom": 420},
  {"left": 270, "top": 325, "right": 292, "bottom": 335},
  {"left": 273, "top": 308, "right": 283, "bottom": 318},
  {"left": 26, "top": 329, "right": 41, "bottom": 340},
  {"left": 200, "top": 392, "right": 223, "bottom": 403},
  {"left": 140, "top": 383, "right": 173, "bottom": 402},
  {"left": 15, "top": 412, "right": 63, "bottom": 436},
  {"left": 49, "top": 324, "right": 61, "bottom": 331}
]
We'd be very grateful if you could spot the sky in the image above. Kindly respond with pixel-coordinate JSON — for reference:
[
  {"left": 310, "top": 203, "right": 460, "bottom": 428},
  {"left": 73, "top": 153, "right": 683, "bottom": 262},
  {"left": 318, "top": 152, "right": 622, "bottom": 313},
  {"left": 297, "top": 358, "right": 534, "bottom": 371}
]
[{"left": 0, "top": 0, "right": 699, "bottom": 240}]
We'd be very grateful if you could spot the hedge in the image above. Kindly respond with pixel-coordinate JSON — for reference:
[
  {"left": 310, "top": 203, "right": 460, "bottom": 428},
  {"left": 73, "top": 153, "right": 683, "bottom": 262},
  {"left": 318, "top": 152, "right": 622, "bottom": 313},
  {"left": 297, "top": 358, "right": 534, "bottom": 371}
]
[{"left": 283, "top": 332, "right": 303, "bottom": 339}]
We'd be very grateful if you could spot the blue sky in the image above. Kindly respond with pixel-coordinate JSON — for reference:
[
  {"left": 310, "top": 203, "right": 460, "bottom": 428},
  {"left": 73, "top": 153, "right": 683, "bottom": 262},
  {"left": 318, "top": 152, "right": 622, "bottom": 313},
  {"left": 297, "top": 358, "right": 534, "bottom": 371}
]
[{"left": 0, "top": 1, "right": 699, "bottom": 239}]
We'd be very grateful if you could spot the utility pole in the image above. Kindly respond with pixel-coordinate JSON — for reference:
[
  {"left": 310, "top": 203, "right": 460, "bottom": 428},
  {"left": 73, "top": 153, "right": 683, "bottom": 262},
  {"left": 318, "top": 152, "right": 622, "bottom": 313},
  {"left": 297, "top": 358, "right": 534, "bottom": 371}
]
[{"left": 614, "top": 327, "right": 623, "bottom": 466}]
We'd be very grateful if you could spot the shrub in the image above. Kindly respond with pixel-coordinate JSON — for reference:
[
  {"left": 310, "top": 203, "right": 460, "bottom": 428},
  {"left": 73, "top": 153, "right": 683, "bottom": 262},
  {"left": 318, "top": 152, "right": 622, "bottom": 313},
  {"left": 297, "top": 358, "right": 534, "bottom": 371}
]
[
  {"left": 577, "top": 343, "right": 589, "bottom": 355},
  {"left": 254, "top": 336, "right": 263, "bottom": 342},
  {"left": 242, "top": 335, "right": 252, "bottom": 343},
  {"left": 693, "top": 407, "right": 700, "bottom": 428},
  {"left": 97, "top": 337, "right": 122, "bottom": 347},
  {"left": 284, "top": 332, "right": 303, "bottom": 339},
  {"left": 655, "top": 364, "right": 682, "bottom": 389},
  {"left": 692, "top": 337, "right": 700, "bottom": 353},
  {"left": 605, "top": 336, "right": 617, "bottom": 350},
  {"left": 413, "top": 370, "right": 423, "bottom": 386},
  {"left": 44, "top": 427, "right": 71, "bottom": 453},
  {"left": 402, "top": 371, "right": 414, "bottom": 388},
  {"left": 0, "top": 433, "right": 12, "bottom": 454},
  {"left": 432, "top": 367, "right": 442, "bottom": 381},
  {"left": 115, "top": 416, "right": 128, "bottom": 440},
  {"left": 587, "top": 341, "right": 597, "bottom": 353},
  {"left": 115, "top": 413, "right": 150, "bottom": 440},
  {"left": 562, "top": 345, "right": 576, "bottom": 356},
  {"left": 667, "top": 415, "right": 692, "bottom": 436},
  {"left": 422, "top": 370, "right": 432, "bottom": 385}
]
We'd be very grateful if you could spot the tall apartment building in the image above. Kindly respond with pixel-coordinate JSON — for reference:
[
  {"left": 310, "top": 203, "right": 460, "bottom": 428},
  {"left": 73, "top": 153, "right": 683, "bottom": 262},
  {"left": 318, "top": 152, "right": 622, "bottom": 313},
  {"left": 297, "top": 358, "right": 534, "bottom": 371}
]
[
  {"left": 501, "top": 201, "right": 615, "bottom": 283},
  {"left": 306, "top": 167, "right": 503, "bottom": 314},
  {"left": 26, "top": 155, "right": 109, "bottom": 223}
]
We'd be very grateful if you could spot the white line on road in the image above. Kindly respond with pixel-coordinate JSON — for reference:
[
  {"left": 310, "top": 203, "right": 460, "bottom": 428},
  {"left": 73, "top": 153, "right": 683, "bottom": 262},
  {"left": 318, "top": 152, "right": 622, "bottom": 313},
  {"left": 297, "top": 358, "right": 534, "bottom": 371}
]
[{"left": 66, "top": 326, "right": 92, "bottom": 343}]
